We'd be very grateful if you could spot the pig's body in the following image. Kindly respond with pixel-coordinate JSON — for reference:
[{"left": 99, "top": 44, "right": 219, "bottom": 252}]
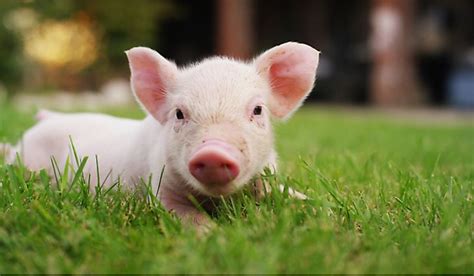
[
  {"left": 13, "top": 113, "right": 159, "bottom": 189},
  {"left": 4, "top": 42, "right": 319, "bottom": 226}
]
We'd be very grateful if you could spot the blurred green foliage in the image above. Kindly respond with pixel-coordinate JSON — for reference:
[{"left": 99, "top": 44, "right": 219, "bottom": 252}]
[
  {"left": 0, "top": 1, "right": 23, "bottom": 91},
  {"left": 0, "top": 0, "right": 178, "bottom": 94}
]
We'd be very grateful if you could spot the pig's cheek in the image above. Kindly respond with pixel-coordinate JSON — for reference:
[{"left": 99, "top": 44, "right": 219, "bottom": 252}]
[
  {"left": 249, "top": 115, "right": 267, "bottom": 129},
  {"left": 173, "top": 120, "right": 188, "bottom": 133}
]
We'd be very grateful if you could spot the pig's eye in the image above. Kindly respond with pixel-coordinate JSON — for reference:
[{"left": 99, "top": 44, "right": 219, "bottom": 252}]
[
  {"left": 253, "top": 105, "right": 263, "bottom": 116},
  {"left": 176, "top": 109, "right": 184, "bottom": 120}
]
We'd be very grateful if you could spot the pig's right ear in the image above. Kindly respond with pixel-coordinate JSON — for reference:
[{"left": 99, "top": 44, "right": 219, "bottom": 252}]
[{"left": 126, "top": 47, "right": 178, "bottom": 123}]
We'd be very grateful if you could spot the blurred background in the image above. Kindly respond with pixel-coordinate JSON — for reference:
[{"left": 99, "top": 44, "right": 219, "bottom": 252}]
[{"left": 0, "top": 0, "right": 473, "bottom": 110}]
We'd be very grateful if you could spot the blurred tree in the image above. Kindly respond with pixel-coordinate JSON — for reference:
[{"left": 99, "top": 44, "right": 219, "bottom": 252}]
[
  {"left": 0, "top": 1, "right": 24, "bottom": 95},
  {"left": 81, "top": 0, "right": 176, "bottom": 68},
  {"left": 216, "top": 0, "right": 254, "bottom": 59}
]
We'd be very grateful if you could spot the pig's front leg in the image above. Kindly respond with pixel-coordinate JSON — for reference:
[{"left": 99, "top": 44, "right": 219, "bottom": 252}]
[{"left": 159, "top": 184, "right": 212, "bottom": 227}]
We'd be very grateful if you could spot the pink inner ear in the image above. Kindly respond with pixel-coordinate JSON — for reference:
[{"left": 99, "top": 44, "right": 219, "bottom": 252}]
[
  {"left": 256, "top": 42, "right": 319, "bottom": 119},
  {"left": 134, "top": 69, "right": 165, "bottom": 117},
  {"left": 127, "top": 47, "right": 176, "bottom": 123},
  {"left": 269, "top": 60, "right": 313, "bottom": 110}
]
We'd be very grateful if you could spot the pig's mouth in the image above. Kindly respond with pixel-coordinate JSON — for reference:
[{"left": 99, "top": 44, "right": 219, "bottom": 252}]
[{"left": 187, "top": 139, "right": 244, "bottom": 197}]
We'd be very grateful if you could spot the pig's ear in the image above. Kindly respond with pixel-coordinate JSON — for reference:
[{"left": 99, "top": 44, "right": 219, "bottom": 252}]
[
  {"left": 126, "top": 47, "right": 178, "bottom": 123},
  {"left": 254, "top": 42, "right": 320, "bottom": 119}
]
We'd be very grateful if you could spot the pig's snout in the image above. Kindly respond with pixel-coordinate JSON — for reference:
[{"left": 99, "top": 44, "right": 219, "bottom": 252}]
[{"left": 188, "top": 139, "right": 241, "bottom": 187}]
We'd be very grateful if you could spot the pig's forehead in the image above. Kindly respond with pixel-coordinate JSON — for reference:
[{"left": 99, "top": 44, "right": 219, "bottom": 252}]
[{"left": 174, "top": 58, "right": 269, "bottom": 104}]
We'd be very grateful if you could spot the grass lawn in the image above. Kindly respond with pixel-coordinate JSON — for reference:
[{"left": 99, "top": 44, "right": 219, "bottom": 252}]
[{"left": 0, "top": 103, "right": 473, "bottom": 273}]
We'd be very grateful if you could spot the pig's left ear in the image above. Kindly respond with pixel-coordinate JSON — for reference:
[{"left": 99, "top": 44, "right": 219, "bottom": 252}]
[
  {"left": 254, "top": 42, "right": 320, "bottom": 119},
  {"left": 126, "top": 47, "right": 178, "bottom": 123}
]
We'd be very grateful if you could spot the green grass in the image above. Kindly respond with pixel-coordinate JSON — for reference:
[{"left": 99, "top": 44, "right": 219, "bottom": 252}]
[{"left": 0, "top": 103, "right": 473, "bottom": 273}]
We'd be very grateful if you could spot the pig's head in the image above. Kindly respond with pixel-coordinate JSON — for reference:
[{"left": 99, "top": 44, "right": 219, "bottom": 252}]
[{"left": 126, "top": 42, "right": 319, "bottom": 197}]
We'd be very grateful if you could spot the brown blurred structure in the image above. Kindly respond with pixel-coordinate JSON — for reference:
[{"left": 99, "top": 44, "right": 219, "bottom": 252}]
[
  {"left": 370, "top": 0, "right": 422, "bottom": 106},
  {"left": 216, "top": 0, "right": 254, "bottom": 59}
]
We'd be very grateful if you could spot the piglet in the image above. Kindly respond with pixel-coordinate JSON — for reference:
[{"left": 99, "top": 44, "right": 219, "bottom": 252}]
[{"left": 3, "top": 42, "right": 320, "bottom": 225}]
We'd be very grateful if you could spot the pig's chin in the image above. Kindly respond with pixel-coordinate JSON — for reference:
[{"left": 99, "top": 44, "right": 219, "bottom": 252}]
[
  {"left": 187, "top": 177, "right": 242, "bottom": 198},
  {"left": 201, "top": 185, "right": 236, "bottom": 198}
]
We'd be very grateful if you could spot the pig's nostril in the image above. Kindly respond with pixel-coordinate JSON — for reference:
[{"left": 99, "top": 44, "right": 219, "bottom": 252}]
[
  {"left": 222, "top": 163, "right": 239, "bottom": 179},
  {"left": 222, "top": 163, "right": 237, "bottom": 172},
  {"left": 195, "top": 162, "right": 206, "bottom": 170}
]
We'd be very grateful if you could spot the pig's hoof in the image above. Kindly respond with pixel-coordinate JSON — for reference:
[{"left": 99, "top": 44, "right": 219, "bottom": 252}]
[
  {"left": 0, "top": 143, "right": 12, "bottom": 159},
  {"left": 278, "top": 184, "right": 310, "bottom": 200}
]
